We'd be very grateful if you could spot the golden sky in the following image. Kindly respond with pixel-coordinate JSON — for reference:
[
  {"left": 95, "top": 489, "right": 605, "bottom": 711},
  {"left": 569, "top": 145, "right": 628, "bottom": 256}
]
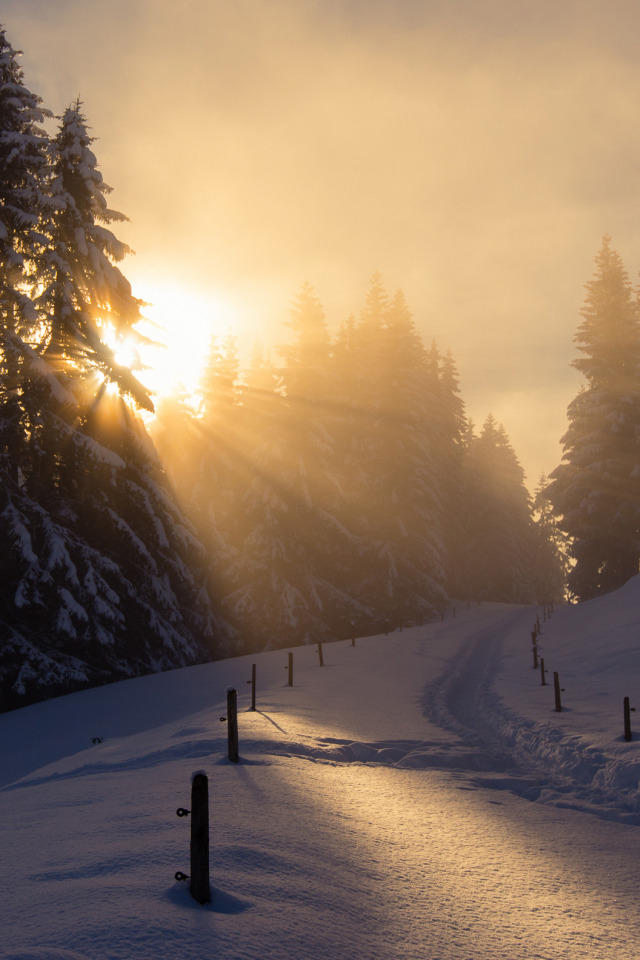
[{"left": 6, "top": 0, "right": 640, "bottom": 487}]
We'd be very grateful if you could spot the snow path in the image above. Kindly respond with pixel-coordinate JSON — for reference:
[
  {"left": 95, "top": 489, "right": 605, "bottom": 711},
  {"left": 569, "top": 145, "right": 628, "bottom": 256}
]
[{"left": 2, "top": 601, "right": 640, "bottom": 959}]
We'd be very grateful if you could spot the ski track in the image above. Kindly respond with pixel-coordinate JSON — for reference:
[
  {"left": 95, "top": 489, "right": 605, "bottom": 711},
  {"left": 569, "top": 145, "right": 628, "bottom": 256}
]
[{"left": 223, "top": 605, "right": 640, "bottom": 826}]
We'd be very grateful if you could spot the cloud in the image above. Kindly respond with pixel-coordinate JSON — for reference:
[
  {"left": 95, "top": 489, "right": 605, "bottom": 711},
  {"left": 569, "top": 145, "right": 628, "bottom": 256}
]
[{"left": 5, "top": 0, "right": 640, "bottom": 484}]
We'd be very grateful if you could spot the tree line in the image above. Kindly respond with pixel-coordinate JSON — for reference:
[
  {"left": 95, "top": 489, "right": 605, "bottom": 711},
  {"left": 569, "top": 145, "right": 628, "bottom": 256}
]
[{"left": 151, "top": 277, "right": 564, "bottom": 652}]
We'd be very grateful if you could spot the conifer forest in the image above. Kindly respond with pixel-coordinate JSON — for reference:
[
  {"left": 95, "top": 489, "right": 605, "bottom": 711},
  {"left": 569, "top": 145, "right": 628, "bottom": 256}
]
[{"left": 2, "top": 26, "right": 638, "bottom": 711}]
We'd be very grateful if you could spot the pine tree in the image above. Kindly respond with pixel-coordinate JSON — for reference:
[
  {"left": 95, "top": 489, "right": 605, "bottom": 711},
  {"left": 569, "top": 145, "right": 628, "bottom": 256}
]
[
  {"left": 531, "top": 475, "right": 567, "bottom": 604},
  {"left": 547, "top": 237, "right": 640, "bottom": 600},
  {"left": 221, "top": 345, "right": 310, "bottom": 648},
  {"left": 0, "top": 49, "right": 227, "bottom": 708},
  {"left": 432, "top": 348, "right": 468, "bottom": 596},
  {"left": 458, "top": 415, "right": 536, "bottom": 603},
  {"left": 371, "top": 291, "right": 447, "bottom": 622},
  {"left": 223, "top": 288, "right": 373, "bottom": 648},
  {"left": 0, "top": 28, "right": 53, "bottom": 483},
  {"left": 182, "top": 335, "right": 244, "bottom": 606},
  {"left": 41, "top": 101, "right": 152, "bottom": 410},
  {"left": 0, "top": 391, "right": 226, "bottom": 710}
]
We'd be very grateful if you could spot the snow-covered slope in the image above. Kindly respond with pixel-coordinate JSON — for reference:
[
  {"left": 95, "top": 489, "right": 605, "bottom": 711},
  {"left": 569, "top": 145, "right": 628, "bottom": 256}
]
[{"left": 2, "top": 581, "right": 640, "bottom": 959}]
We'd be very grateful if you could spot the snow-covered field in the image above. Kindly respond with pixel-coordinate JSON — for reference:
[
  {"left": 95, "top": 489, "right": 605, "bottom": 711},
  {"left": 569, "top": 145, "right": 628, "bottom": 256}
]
[{"left": 3, "top": 579, "right": 640, "bottom": 959}]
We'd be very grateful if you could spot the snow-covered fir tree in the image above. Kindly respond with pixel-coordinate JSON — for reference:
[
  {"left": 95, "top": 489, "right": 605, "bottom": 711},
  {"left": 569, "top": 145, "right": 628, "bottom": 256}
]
[
  {"left": 457, "top": 415, "right": 537, "bottom": 603},
  {"left": 223, "top": 288, "right": 373, "bottom": 647},
  {"left": 547, "top": 237, "right": 640, "bottom": 600},
  {"left": 41, "top": 101, "right": 153, "bottom": 409},
  {"left": 0, "top": 50, "right": 227, "bottom": 709},
  {"left": 429, "top": 347, "right": 468, "bottom": 597},
  {"left": 531, "top": 474, "right": 567, "bottom": 604},
  {"left": 0, "top": 28, "right": 54, "bottom": 484},
  {"left": 365, "top": 289, "right": 447, "bottom": 622}
]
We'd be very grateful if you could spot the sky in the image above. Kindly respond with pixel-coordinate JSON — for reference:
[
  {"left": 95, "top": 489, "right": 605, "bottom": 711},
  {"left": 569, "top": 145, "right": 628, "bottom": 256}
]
[{"left": 4, "top": 0, "right": 640, "bottom": 487}]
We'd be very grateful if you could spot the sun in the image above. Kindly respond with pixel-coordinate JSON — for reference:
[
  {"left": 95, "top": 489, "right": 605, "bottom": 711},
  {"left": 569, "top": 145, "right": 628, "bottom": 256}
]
[{"left": 129, "top": 278, "right": 239, "bottom": 401}]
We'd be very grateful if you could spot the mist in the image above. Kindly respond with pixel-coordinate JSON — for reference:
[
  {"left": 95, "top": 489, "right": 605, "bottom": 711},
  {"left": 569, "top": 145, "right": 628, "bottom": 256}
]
[{"left": 5, "top": 0, "right": 640, "bottom": 484}]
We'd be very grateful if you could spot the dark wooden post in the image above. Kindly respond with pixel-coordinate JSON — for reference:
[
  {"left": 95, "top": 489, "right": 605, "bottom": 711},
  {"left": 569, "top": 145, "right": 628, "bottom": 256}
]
[
  {"left": 288, "top": 651, "right": 293, "bottom": 687},
  {"left": 624, "top": 696, "right": 635, "bottom": 742},
  {"left": 317, "top": 641, "right": 324, "bottom": 666},
  {"left": 190, "top": 772, "right": 210, "bottom": 904},
  {"left": 249, "top": 663, "right": 256, "bottom": 711},
  {"left": 553, "top": 671, "right": 563, "bottom": 712},
  {"left": 227, "top": 688, "right": 239, "bottom": 762},
  {"left": 532, "top": 642, "right": 538, "bottom": 670},
  {"left": 540, "top": 656, "right": 546, "bottom": 685}
]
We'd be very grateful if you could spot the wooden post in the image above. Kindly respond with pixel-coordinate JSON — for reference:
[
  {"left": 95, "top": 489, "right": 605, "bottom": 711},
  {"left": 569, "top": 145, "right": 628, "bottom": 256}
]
[
  {"left": 624, "top": 696, "right": 635, "bottom": 742},
  {"left": 250, "top": 663, "right": 256, "bottom": 711},
  {"left": 288, "top": 651, "right": 293, "bottom": 687},
  {"left": 553, "top": 671, "right": 563, "bottom": 712},
  {"left": 540, "top": 656, "right": 546, "bottom": 685},
  {"left": 317, "top": 641, "right": 324, "bottom": 666},
  {"left": 532, "top": 642, "right": 538, "bottom": 670},
  {"left": 190, "top": 772, "right": 210, "bottom": 904},
  {"left": 227, "top": 688, "right": 239, "bottom": 762}
]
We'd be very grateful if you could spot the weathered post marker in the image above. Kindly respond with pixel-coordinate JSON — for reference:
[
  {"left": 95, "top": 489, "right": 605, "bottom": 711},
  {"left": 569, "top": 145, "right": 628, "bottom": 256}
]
[
  {"left": 540, "top": 656, "right": 547, "bottom": 686},
  {"left": 247, "top": 663, "right": 256, "bottom": 711},
  {"left": 175, "top": 773, "right": 210, "bottom": 905},
  {"left": 624, "top": 696, "right": 636, "bottom": 742},
  {"left": 553, "top": 671, "right": 564, "bottom": 712},
  {"left": 532, "top": 642, "right": 538, "bottom": 670},
  {"left": 317, "top": 641, "right": 324, "bottom": 667},
  {"left": 190, "top": 772, "right": 210, "bottom": 903},
  {"left": 226, "top": 688, "right": 239, "bottom": 762},
  {"left": 288, "top": 651, "right": 293, "bottom": 687}
]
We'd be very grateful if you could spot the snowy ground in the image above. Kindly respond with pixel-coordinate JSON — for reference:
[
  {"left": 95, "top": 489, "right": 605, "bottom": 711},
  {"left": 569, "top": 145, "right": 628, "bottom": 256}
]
[{"left": 2, "top": 579, "right": 640, "bottom": 959}]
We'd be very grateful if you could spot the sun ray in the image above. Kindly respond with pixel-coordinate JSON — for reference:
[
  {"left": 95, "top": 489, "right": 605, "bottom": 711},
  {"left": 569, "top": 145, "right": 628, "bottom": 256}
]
[{"left": 127, "top": 279, "right": 239, "bottom": 399}]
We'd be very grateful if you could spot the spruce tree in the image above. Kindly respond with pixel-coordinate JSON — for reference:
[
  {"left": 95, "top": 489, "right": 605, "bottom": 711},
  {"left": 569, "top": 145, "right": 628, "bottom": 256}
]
[
  {"left": 547, "top": 237, "right": 640, "bottom": 600},
  {"left": 458, "top": 415, "right": 536, "bottom": 603},
  {"left": 0, "top": 53, "right": 227, "bottom": 708},
  {"left": 372, "top": 291, "right": 447, "bottom": 622},
  {"left": 531, "top": 475, "right": 567, "bottom": 604},
  {"left": 0, "top": 28, "right": 53, "bottom": 484},
  {"left": 224, "top": 289, "right": 372, "bottom": 647},
  {"left": 42, "top": 101, "right": 152, "bottom": 410}
]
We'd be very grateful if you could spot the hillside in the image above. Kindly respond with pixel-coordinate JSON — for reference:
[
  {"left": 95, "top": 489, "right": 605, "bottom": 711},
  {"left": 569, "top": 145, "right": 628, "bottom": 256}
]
[{"left": 2, "top": 582, "right": 640, "bottom": 959}]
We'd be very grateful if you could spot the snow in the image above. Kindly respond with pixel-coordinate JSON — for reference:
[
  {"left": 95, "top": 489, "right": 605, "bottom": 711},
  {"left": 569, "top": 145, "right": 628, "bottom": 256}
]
[{"left": 3, "top": 581, "right": 640, "bottom": 958}]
